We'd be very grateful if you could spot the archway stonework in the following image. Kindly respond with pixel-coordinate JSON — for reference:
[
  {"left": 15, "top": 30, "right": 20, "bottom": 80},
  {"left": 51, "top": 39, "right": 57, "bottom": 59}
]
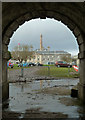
[{"left": 2, "top": 2, "right": 85, "bottom": 102}]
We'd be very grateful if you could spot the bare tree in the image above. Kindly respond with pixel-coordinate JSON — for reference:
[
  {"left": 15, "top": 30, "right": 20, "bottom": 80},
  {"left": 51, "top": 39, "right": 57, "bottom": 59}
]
[
  {"left": 61, "top": 55, "right": 72, "bottom": 63},
  {"left": 11, "top": 44, "right": 34, "bottom": 63},
  {"left": 30, "top": 45, "right": 33, "bottom": 51}
]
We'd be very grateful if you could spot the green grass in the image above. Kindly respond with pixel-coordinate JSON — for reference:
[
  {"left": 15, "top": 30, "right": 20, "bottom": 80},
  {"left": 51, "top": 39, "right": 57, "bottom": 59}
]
[
  {"left": 8, "top": 65, "right": 79, "bottom": 78},
  {"left": 36, "top": 66, "right": 79, "bottom": 78},
  {"left": 13, "top": 64, "right": 18, "bottom": 67},
  {"left": 43, "top": 64, "right": 55, "bottom": 66},
  {"left": 8, "top": 64, "right": 29, "bottom": 70}
]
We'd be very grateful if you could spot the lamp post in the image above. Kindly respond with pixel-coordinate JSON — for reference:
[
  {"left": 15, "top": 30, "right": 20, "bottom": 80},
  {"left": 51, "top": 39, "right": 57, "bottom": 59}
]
[{"left": 18, "top": 43, "right": 20, "bottom": 60}]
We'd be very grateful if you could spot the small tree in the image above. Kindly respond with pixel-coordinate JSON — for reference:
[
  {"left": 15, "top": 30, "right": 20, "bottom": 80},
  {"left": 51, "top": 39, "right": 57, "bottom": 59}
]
[
  {"left": 61, "top": 55, "right": 72, "bottom": 63},
  {"left": 11, "top": 44, "right": 34, "bottom": 63}
]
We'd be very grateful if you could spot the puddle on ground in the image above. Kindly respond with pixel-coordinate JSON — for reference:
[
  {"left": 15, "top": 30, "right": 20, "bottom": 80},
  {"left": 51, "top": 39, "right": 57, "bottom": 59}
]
[{"left": 3, "top": 78, "right": 85, "bottom": 118}]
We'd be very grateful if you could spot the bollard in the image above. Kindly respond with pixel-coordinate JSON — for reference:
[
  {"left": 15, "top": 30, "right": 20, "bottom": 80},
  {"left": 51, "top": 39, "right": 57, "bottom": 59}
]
[
  {"left": 78, "top": 64, "right": 80, "bottom": 73},
  {"left": 68, "top": 66, "right": 70, "bottom": 76},
  {"left": 48, "top": 66, "right": 50, "bottom": 76},
  {"left": 21, "top": 67, "right": 24, "bottom": 77}
]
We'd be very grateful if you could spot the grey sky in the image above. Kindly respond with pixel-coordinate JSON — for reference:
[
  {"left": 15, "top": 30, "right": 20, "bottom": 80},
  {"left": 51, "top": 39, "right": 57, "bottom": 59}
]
[{"left": 8, "top": 18, "right": 79, "bottom": 55}]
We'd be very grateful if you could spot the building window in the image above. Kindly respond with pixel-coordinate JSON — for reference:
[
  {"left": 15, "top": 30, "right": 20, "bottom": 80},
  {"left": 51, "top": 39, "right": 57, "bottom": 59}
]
[
  {"left": 57, "top": 56, "right": 60, "bottom": 58},
  {"left": 33, "top": 56, "right": 35, "bottom": 59}
]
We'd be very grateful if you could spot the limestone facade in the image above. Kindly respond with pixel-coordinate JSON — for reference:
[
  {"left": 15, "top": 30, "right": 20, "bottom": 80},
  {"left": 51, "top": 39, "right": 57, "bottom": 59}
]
[{"left": 27, "top": 34, "right": 71, "bottom": 64}]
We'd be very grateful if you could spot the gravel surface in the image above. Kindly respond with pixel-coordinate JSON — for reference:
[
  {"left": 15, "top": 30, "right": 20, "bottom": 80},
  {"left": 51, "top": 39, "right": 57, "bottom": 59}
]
[
  {"left": 8, "top": 66, "right": 57, "bottom": 82},
  {"left": 8, "top": 66, "right": 41, "bottom": 82}
]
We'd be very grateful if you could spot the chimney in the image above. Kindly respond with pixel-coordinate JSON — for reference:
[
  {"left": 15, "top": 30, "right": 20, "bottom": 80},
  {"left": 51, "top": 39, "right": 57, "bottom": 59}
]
[
  {"left": 47, "top": 46, "right": 50, "bottom": 51},
  {"left": 40, "top": 34, "right": 43, "bottom": 51}
]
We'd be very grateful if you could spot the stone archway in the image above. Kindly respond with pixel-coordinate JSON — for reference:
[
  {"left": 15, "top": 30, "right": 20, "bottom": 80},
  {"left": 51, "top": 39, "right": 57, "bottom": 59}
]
[{"left": 2, "top": 2, "right": 85, "bottom": 103}]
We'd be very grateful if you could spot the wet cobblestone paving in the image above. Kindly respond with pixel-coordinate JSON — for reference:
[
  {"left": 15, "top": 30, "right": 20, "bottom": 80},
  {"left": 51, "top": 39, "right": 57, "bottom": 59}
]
[{"left": 2, "top": 78, "right": 85, "bottom": 119}]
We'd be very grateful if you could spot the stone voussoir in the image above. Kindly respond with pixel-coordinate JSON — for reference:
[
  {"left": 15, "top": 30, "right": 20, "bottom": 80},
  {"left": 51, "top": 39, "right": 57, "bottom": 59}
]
[
  {"left": 73, "top": 26, "right": 80, "bottom": 37},
  {"left": 77, "top": 35, "right": 84, "bottom": 45},
  {"left": 79, "top": 43, "right": 85, "bottom": 52}
]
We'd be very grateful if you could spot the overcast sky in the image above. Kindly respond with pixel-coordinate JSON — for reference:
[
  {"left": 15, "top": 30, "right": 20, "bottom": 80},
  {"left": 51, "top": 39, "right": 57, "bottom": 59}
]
[{"left": 8, "top": 18, "right": 79, "bottom": 56}]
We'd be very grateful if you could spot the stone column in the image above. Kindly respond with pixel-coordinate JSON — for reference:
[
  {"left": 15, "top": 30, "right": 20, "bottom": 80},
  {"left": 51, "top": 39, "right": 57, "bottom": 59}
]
[
  {"left": 40, "top": 55, "right": 42, "bottom": 64},
  {"left": 78, "top": 51, "right": 85, "bottom": 104},
  {"left": 40, "top": 34, "right": 43, "bottom": 51},
  {"left": 2, "top": 44, "right": 10, "bottom": 101},
  {"left": 77, "top": 29, "right": 85, "bottom": 104}
]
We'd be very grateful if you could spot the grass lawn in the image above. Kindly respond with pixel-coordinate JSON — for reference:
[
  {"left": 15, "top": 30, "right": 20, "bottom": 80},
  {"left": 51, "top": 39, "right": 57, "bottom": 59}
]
[
  {"left": 8, "top": 64, "right": 29, "bottom": 70},
  {"left": 36, "top": 66, "right": 79, "bottom": 78}
]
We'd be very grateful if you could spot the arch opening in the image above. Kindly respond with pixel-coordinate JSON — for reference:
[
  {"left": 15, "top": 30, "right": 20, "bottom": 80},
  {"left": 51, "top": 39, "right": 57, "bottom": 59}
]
[{"left": 3, "top": 18, "right": 84, "bottom": 118}]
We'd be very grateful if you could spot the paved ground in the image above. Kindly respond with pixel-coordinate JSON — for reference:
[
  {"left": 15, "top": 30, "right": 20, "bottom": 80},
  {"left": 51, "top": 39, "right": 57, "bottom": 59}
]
[
  {"left": 2, "top": 66, "right": 84, "bottom": 119},
  {"left": 8, "top": 66, "right": 40, "bottom": 82},
  {"left": 3, "top": 78, "right": 82, "bottom": 119}
]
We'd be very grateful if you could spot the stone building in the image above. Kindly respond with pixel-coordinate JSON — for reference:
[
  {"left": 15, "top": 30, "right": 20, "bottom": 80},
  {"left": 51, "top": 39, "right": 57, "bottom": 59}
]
[{"left": 27, "top": 34, "right": 71, "bottom": 64}]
